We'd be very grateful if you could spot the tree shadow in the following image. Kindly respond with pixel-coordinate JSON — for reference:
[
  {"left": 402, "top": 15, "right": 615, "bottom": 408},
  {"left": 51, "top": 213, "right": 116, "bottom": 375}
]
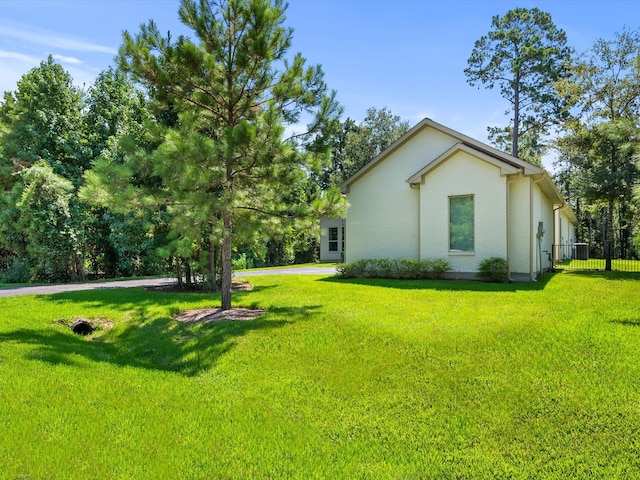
[
  {"left": 2, "top": 287, "right": 316, "bottom": 377},
  {"left": 38, "top": 285, "right": 278, "bottom": 312},
  {"left": 0, "top": 314, "right": 290, "bottom": 377},
  {"left": 317, "top": 273, "right": 554, "bottom": 292},
  {"left": 610, "top": 319, "right": 640, "bottom": 327}
]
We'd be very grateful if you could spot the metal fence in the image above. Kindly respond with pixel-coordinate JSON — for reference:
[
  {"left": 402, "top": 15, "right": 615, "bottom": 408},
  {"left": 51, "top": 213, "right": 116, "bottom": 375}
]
[{"left": 552, "top": 244, "right": 640, "bottom": 272}]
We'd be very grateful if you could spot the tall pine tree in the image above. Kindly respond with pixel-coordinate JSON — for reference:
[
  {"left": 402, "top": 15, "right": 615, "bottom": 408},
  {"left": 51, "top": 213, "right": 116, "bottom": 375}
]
[
  {"left": 83, "top": 0, "right": 341, "bottom": 309},
  {"left": 465, "top": 8, "right": 571, "bottom": 159}
]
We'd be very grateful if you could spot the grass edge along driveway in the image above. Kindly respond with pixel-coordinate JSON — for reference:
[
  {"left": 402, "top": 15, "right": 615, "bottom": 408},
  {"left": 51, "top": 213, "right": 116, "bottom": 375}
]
[{"left": 1, "top": 270, "right": 640, "bottom": 478}]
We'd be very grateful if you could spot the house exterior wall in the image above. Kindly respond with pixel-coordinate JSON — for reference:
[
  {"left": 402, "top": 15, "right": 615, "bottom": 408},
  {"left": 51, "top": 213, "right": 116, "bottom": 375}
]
[
  {"left": 508, "top": 176, "right": 531, "bottom": 275},
  {"left": 557, "top": 209, "right": 576, "bottom": 246},
  {"left": 532, "top": 181, "right": 555, "bottom": 275},
  {"left": 554, "top": 207, "right": 577, "bottom": 263},
  {"left": 342, "top": 119, "right": 576, "bottom": 281},
  {"left": 419, "top": 151, "right": 508, "bottom": 273},
  {"left": 319, "top": 217, "right": 345, "bottom": 262},
  {"left": 345, "top": 127, "right": 459, "bottom": 262}
]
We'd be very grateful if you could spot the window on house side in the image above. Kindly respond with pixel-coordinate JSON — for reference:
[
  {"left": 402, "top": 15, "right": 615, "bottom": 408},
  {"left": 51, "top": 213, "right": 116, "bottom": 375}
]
[
  {"left": 449, "top": 195, "right": 474, "bottom": 252},
  {"left": 329, "top": 227, "right": 338, "bottom": 252}
]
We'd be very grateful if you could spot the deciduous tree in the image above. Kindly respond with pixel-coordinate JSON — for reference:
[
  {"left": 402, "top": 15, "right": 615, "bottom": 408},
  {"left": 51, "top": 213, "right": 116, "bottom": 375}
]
[
  {"left": 0, "top": 55, "right": 87, "bottom": 186},
  {"left": 15, "top": 161, "right": 77, "bottom": 281},
  {"left": 556, "top": 30, "right": 640, "bottom": 269},
  {"left": 82, "top": 68, "right": 166, "bottom": 278},
  {"left": 0, "top": 57, "right": 86, "bottom": 281}
]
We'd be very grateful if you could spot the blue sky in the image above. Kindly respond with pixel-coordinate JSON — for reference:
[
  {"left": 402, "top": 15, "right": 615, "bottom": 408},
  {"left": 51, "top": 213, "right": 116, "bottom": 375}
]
[{"left": 1, "top": 0, "right": 638, "bottom": 155}]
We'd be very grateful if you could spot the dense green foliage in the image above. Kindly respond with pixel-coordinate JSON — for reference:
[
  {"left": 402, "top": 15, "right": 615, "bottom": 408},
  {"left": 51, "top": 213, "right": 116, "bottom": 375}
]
[
  {"left": 15, "top": 162, "right": 78, "bottom": 281},
  {"left": 555, "top": 29, "right": 640, "bottom": 268},
  {"left": 2, "top": 271, "right": 640, "bottom": 477},
  {"left": 0, "top": 3, "right": 343, "bottom": 287},
  {"left": 477, "top": 256, "right": 510, "bottom": 283},
  {"left": 465, "top": 7, "right": 571, "bottom": 160},
  {"left": 337, "top": 258, "right": 452, "bottom": 279},
  {"left": 0, "top": 58, "right": 86, "bottom": 281},
  {"left": 0, "top": 59, "right": 168, "bottom": 283},
  {"left": 0, "top": 56, "right": 86, "bottom": 184}
]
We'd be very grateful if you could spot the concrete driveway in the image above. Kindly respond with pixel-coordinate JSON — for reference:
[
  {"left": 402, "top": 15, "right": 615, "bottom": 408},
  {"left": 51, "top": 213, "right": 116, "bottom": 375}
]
[{"left": 0, "top": 266, "right": 338, "bottom": 298}]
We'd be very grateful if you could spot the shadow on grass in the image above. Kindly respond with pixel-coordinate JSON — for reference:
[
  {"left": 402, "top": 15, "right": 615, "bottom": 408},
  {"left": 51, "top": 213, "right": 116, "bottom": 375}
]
[
  {"left": 34, "top": 285, "right": 277, "bottom": 313},
  {"left": 1, "top": 288, "right": 316, "bottom": 377},
  {"left": 318, "top": 273, "right": 555, "bottom": 292},
  {"left": 610, "top": 319, "right": 640, "bottom": 327},
  {"left": 0, "top": 315, "right": 288, "bottom": 376}
]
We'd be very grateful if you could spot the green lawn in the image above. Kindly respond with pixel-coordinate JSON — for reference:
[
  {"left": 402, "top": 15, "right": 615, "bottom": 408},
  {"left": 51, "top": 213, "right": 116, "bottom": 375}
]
[{"left": 2, "top": 271, "right": 640, "bottom": 478}]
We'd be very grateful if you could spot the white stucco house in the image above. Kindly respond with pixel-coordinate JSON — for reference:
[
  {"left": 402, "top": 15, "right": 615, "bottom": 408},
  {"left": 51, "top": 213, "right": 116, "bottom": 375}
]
[{"left": 339, "top": 118, "right": 577, "bottom": 281}]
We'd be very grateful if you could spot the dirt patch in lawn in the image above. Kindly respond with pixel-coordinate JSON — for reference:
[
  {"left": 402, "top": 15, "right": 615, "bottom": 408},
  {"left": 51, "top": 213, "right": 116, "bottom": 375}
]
[
  {"left": 174, "top": 307, "right": 267, "bottom": 324},
  {"left": 146, "top": 279, "right": 253, "bottom": 293},
  {"left": 152, "top": 279, "right": 265, "bottom": 323}
]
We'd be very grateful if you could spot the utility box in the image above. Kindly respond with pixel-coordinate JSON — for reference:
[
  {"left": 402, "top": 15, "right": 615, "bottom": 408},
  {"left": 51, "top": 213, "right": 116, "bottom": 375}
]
[{"left": 574, "top": 243, "right": 589, "bottom": 260}]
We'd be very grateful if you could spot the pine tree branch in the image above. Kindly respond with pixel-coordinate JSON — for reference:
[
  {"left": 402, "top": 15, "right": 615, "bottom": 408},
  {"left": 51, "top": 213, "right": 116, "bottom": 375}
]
[{"left": 235, "top": 205, "right": 296, "bottom": 219}]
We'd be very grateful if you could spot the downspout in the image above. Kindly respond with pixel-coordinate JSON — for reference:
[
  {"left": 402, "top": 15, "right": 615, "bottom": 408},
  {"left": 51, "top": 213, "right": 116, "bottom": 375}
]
[
  {"left": 529, "top": 177, "right": 534, "bottom": 281},
  {"left": 506, "top": 172, "right": 523, "bottom": 282},
  {"left": 552, "top": 204, "right": 563, "bottom": 267}
]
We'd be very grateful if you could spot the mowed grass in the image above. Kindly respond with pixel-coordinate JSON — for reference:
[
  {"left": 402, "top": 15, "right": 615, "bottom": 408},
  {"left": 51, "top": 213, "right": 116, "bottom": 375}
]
[{"left": 2, "top": 272, "right": 640, "bottom": 478}]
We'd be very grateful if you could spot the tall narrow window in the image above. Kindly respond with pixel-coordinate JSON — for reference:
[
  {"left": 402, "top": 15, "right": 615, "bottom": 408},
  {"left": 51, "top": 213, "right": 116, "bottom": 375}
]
[
  {"left": 329, "top": 227, "right": 339, "bottom": 252},
  {"left": 449, "top": 195, "right": 474, "bottom": 252}
]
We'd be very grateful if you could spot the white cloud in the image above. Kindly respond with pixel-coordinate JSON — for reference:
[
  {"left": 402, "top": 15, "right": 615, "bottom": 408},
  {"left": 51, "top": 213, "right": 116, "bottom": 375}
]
[
  {"left": 52, "top": 54, "right": 83, "bottom": 65},
  {"left": 0, "top": 49, "right": 41, "bottom": 64},
  {"left": 0, "top": 22, "right": 117, "bottom": 55}
]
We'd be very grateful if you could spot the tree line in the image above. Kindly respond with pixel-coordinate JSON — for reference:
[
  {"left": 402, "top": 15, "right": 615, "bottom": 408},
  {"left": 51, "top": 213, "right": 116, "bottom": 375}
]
[
  {"left": 0, "top": 2, "right": 638, "bottom": 307},
  {"left": 0, "top": 0, "right": 402, "bottom": 310}
]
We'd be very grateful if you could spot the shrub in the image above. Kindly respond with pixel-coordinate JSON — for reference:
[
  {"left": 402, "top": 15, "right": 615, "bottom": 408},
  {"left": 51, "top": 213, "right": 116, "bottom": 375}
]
[
  {"left": 421, "top": 259, "right": 453, "bottom": 279},
  {"left": 232, "top": 253, "right": 254, "bottom": 271},
  {"left": 477, "top": 257, "right": 509, "bottom": 283},
  {"left": 0, "top": 257, "right": 30, "bottom": 283},
  {"left": 337, "top": 258, "right": 451, "bottom": 280},
  {"left": 336, "top": 259, "right": 367, "bottom": 278},
  {"left": 397, "top": 258, "right": 422, "bottom": 279}
]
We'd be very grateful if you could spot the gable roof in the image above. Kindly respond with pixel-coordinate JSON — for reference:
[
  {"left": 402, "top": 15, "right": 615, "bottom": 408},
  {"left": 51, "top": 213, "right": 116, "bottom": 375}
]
[
  {"left": 405, "top": 142, "right": 521, "bottom": 184},
  {"left": 340, "top": 117, "right": 578, "bottom": 225},
  {"left": 341, "top": 117, "right": 543, "bottom": 193}
]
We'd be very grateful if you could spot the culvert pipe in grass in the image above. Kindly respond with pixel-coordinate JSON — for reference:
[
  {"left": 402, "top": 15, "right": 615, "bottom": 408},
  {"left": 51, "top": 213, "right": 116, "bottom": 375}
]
[{"left": 71, "top": 319, "right": 94, "bottom": 335}]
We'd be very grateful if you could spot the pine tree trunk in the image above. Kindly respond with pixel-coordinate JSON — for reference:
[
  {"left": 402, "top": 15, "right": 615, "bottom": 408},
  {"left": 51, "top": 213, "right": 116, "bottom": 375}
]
[
  {"left": 185, "top": 261, "right": 192, "bottom": 287},
  {"left": 512, "top": 73, "right": 520, "bottom": 158},
  {"left": 176, "top": 257, "right": 183, "bottom": 287},
  {"left": 221, "top": 211, "right": 233, "bottom": 310}
]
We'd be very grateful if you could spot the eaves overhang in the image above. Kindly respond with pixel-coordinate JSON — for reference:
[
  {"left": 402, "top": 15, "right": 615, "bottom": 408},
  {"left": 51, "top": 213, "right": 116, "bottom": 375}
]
[{"left": 405, "top": 142, "right": 521, "bottom": 185}]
